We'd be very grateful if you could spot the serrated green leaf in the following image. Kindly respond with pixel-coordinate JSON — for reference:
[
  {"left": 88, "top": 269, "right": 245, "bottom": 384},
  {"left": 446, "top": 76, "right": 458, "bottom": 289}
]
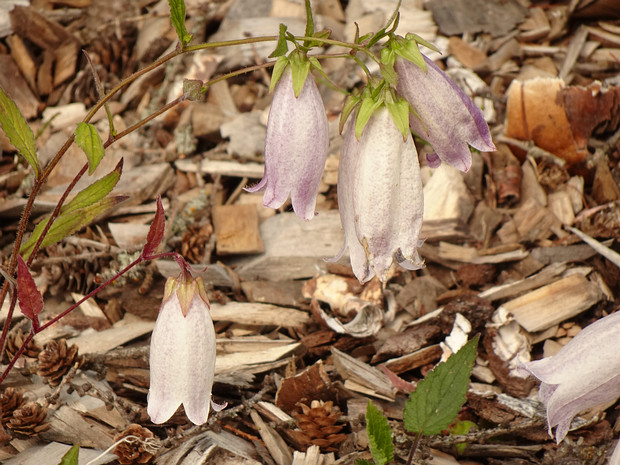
[
  {"left": 58, "top": 444, "right": 79, "bottom": 465},
  {"left": 62, "top": 160, "right": 123, "bottom": 214},
  {"left": 356, "top": 460, "right": 374, "bottom": 465},
  {"left": 269, "top": 24, "right": 289, "bottom": 58},
  {"left": 0, "top": 86, "right": 39, "bottom": 178},
  {"left": 403, "top": 335, "right": 479, "bottom": 436},
  {"left": 75, "top": 122, "right": 105, "bottom": 175},
  {"left": 366, "top": 401, "right": 393, "bottom": 465},
  {"left": 20, "top": 196, "right": 128, "bottom": 259},
  {"left": 167, "top": 0, "right": 193, "bottom": 47}
]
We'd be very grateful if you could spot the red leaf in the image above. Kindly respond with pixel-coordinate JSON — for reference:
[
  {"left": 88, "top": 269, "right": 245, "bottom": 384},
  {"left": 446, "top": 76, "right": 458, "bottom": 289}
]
[
  {"left": 16, "top": 255, "right": 43, "bottom": 327},
  {"left": 143, "top": 196, "right": 165, "bottom": 258}
]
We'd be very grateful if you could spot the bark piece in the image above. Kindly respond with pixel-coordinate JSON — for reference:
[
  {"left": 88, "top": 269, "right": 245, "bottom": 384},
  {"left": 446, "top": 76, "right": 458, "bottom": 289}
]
[
  {"left": 372, "top": 325, "right": 441, "bottom": 363},
  {"left": 381, "top": 344, "right": 443, "bottom": 375},
  {"left": 212, "top": 204, "right": 264, "bottom": 255},
  {"left": 276, "top": 362, "right": 338, "bottom": 414},
  {"left": 251, "top": 410, "right": 293, "bottom": 465},
  {"left": 233, "top": 211, "right": 345, "bottom": 281},
  {"left": 0, "top": 55, "right": 40, "bottom": 119},
  {"left": 498, "top": 274, "right": 603, "bottom": 332},
  {"left": 331, "top": 348, "right": 396, "bottom": 401},
  {"left": 210, "top": 301, "right": 310, "bottom": 327}
]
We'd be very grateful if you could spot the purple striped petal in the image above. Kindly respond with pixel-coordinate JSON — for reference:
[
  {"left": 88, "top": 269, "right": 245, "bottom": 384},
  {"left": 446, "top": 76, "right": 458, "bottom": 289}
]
[{"left": 395, "top": 56, "right": 495, "bottom": 172}]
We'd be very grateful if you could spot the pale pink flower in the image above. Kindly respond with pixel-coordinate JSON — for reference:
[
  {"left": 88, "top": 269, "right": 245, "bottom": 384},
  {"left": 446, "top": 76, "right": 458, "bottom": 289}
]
[
  {"left": 333, "top": 108, "right": 424, "bottom": 283},
  {"left": 246, "top": 69, "right": 329, "bottom": 221},
  {"left": 148, "top": 272, "right": 216, "bottom": 425},
  {"left": 395, "top": 56, "right": 495, "bottom": 172},
  {"left": 521, "top": 311, "right": 620, "bottom": 462}
]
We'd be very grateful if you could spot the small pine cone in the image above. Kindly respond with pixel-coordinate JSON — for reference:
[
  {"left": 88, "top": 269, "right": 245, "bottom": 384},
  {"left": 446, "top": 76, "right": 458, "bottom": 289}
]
[
  {"left": 3, "top": 329, "right": 41, "bottom": 363},
  {"left": 37, "top": 339, "right": 84, "bottom": 386},
  {"left": 114, "top": 424, "right": 159, "bottom": 464},
  {"left": 292, "top": 400, "right": 347, "bottom": 451},
  {"left": 6, "top": 402, "right": 50, "bottom": 438},
  {"left": 0, "top": 388, "right": 25, "bottom": 426}
]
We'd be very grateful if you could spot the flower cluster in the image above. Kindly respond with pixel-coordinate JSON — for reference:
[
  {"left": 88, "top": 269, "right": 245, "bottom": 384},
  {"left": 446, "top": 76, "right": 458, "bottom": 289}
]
[
  {"left": 521, "top": 311, "right": 620, "bottom": 463},
  {"left": 250, "top": 43, "right": 495, "bottom": 282}
]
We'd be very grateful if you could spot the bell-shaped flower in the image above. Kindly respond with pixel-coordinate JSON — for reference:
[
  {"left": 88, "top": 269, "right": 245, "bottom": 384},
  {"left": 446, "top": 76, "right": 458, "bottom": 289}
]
[
  {"left": 521, "top": 311, "right": 620, "bottom": 453},
  {"left": 246, "top": 68, "right": 329, "bottom": 221},
  {"left": 148, "top": 272, "right": 216, "bottom": 425},
  {"left": 395, "top": 55, "right": 495, "bottom": 172},
  {"left": 333, "top": 107, "right": 424, "bottom": 283}
]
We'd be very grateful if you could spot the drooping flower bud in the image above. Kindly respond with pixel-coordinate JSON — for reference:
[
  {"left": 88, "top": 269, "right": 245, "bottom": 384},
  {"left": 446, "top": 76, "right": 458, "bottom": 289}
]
[
  {"left": 246, "top": 68, "right": 329, "bottom": 221},
  {"left": 333, "top": 107, "right": 424, "bottom": 283},
  {"left": 395, "top": 55, "right": 495, "bottom": 172},
  {"left": 147, "top": 272, "right": 216, "bottom": 425},
  {"left": 520, "top": 310, "right": 620, "bottom": 458}
]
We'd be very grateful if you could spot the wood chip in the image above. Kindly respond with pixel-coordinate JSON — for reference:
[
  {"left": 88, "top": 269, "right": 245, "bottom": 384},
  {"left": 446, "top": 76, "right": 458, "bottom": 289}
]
[
  {"left": 210, "top": 302, "right": 310, "bottom": 327},
  {"left": 212, "top": 204, "right": 264, "bottom": 255},
  {"left": 498, "top": 274, "right": 603, "bottom": 332}
]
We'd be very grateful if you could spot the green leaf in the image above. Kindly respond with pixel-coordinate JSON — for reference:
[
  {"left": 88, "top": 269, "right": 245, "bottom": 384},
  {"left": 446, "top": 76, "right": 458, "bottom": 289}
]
[
  {"left": 269, "top": 24, "right": 289, "bottom": 58},
  {"left": 366, "top": 401, "right": 393, "bottom": 465},
  {"left": 403, "top": 335, "right": 479, "bottom": 436},
  {"left": 449, "top": 420, "right": 477, "bottom": 455},
  {"left": 21, "top": 195, "right": 128, "bottom": 259},
  {"left": 167, "top": 0, "right": 193, "bottom": 47},
  {"left": 0, "top": 86, "right": 39, "bottom": 178},
  {"left": 58, "top": 444, "right": 79, "bottom": 465},
  {"left": 356, "top": 461, "right": 374, "bottom": 465},
  {"left": 75, "top": 122, "right": 105, "bottom": 175},
  {"left": 61, "top": 159, "right": 123, "bottom": 214}
]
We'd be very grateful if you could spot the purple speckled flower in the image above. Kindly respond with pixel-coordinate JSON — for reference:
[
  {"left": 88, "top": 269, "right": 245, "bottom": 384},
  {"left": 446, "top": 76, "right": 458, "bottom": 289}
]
[
  {"left": 333, "top": 108, "right": 424, "bottom": 283},
  {"left": 395, "top": 56, "right": 495, "bottom": 172},
  {"left": 246, "top": 69, "right": 329, "bottom": 221},
  {"left": 148, "top": 272, "right": 216, "bottom": 425},
  {"left": 521, "top": 311, "right": 620, "bottom": 463}
]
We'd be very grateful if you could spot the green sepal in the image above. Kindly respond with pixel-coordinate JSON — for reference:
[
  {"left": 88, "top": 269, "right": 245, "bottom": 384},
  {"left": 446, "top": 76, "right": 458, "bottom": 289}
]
[
  {"left": 357, "top": 31, "right": 373, "bottom": 45},
  {"left": 289, "top": 52, "right": 311, "bottom": 98},
  {"left": 20, "top": 195, "right": 128, "bottom": 259},
  {"left": 393, "top": 37, "right": 426, "bottom": 72},
  {"left": 355, "top": 97, "right": 382, "bottom": 140},
  {"left": 403, "top": 335, "right": 479, "bottom": 436},
  {"left": 381, "top": 47, "right": 396, "bottom": 67},
  {"left": 167, "top": 0, "right": 193, "bottom": 47},
  {"left": 385, "top": 98, "right": 410, "bottom": 140},
  {"left": 20, "top": 160, "right": 124, "bottom": 259},
  {"left": 303, "top": 0, "right": 314, "bottom": 46},
  {"left": 269, "top": 56, "right": 290, "bottom": 93},
  {"left": 183, "top": 79, "right": 204, "bottom": 101},
  {"left": 75, "top": 122, "right": 105, "bottom": 175},
  {"left": 58, "top": 444, "right": 79, "bottom": 465},
  {"left": 269, "top": 24, "right": 289, "bottom": 58},
  {"left": 339, "top": 94, "right": 360, "bottom": 134},
  {"left": 380, "top": 62, "right": 398, "bottom": 87},
  {"left": 0, "top": 86, "right": 40, "bottom": 178},
  {"left": 406, "top": 32, "right": 440, "bottom": 54},
  {"left": 366, "top": 401, "right": 393, "bottom": 465}
]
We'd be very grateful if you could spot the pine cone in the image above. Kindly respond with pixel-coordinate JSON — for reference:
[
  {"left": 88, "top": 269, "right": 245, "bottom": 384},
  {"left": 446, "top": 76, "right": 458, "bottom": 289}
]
[
  {"left": 290, "top": 400, "right": 347, "bottom": 451},
  {"left": 38, "top": 339, "right": 84, "bottom": 386},
  {"left": 114, "top": 424, "right": 159, "bottom": 464},
  {"left": 0, "top": 388, "right": 25, "bottom": 426},
  {"left": 3, "top": 328, "right": 41, "bottom": 363},
  {"left": 6, "top": 402, "right": 50, "bottom": 438}
]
